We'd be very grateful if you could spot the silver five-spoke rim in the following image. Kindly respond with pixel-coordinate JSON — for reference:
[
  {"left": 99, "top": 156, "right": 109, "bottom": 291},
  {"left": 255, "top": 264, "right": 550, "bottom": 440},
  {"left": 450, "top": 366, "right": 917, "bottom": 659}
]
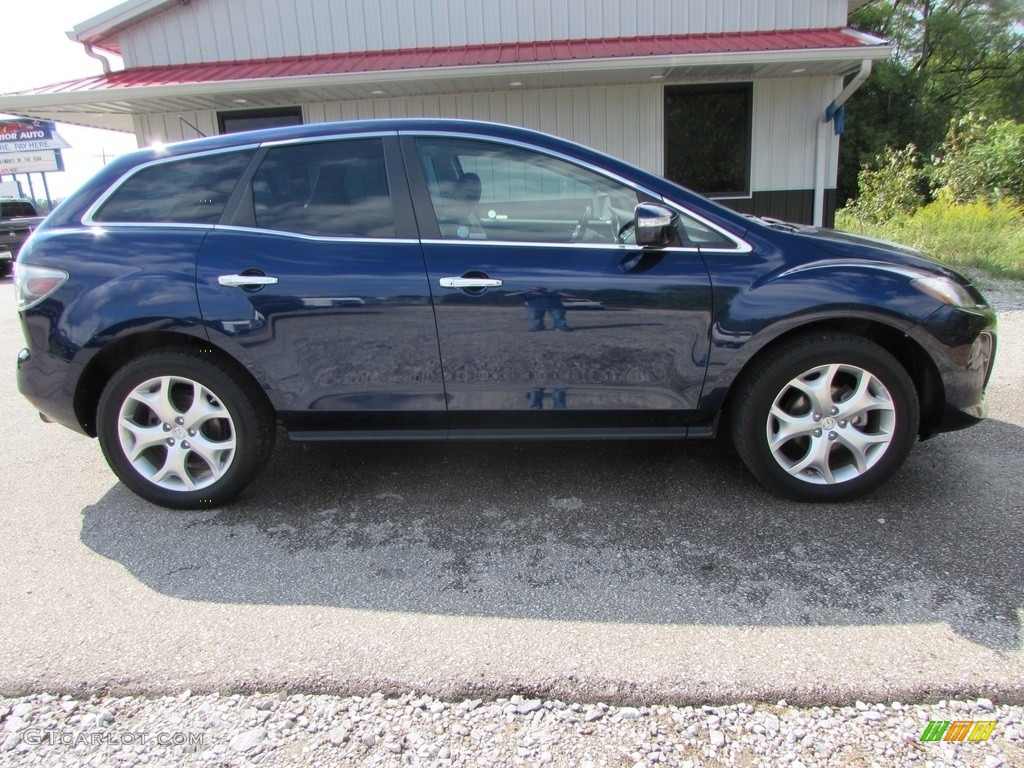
[
  {"left": 767, "top": 363, "right": 896, "bottom": 485},
  {"left": 117, "top": 375, "right": 236, "bottom": 491}
]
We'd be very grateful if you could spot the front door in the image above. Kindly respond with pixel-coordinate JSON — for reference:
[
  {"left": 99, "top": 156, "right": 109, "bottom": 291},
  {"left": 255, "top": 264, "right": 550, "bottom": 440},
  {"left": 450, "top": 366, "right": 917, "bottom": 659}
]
[{"left": 403, "top": 134, "right": 714, "bottom": 434}]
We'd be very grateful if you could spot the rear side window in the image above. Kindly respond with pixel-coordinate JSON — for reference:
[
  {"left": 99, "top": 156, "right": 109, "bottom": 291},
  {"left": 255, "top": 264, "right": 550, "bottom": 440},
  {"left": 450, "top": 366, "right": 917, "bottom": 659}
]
[
  {"left": 250, "top": 138, "right": 395, "bottom": 238},
  {"left": 93, "top": 150, "right": 254, "bottom": 225}
]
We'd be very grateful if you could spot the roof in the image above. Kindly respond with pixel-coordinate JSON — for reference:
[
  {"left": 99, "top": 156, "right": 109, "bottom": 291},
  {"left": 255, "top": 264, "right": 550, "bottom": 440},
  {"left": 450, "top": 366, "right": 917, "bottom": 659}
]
[
  {"left": 1, "top": 28, "right": 889, "bottom": 133},
  {"left": 28, "top": 29, "right": 886, "bottom": 95},
  {"left": 68, "top": 0, "right": 177, "bottom": 55},
  {"left": 69, "top": 0, "right": 880, "bottom": 55}
]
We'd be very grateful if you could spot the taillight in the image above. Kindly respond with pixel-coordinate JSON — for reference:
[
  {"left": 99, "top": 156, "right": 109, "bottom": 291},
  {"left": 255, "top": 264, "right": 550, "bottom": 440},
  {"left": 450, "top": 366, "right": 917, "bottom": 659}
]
[{"left": 13, "top": 264, "right": 69, "bottom": 311}]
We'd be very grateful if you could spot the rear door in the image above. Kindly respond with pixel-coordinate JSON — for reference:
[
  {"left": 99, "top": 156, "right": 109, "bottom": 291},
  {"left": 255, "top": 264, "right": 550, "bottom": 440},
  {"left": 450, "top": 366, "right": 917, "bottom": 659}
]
[{"left": 196, "top": 134, "right": 445, "bottom": 436}]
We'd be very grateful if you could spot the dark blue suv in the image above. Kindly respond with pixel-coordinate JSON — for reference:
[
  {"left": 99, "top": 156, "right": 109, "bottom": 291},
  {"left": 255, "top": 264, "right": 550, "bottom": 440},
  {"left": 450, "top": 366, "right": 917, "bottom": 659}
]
[{"left": 14, "top": 119, "right": 997, "bottom": 508}]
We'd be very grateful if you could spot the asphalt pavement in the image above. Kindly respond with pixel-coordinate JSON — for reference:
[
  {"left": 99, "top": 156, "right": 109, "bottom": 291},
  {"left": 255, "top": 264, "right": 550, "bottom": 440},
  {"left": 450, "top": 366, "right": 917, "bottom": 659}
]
[{"left": 0, "top": 279, "right": 1021, "bottom": 706}]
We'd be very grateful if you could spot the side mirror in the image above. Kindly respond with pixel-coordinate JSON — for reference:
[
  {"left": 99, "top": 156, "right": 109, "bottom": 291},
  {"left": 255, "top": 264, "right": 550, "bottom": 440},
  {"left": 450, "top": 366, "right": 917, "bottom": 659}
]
[{"left": 634, "top": 203, "right": 678, "bottom": 247}]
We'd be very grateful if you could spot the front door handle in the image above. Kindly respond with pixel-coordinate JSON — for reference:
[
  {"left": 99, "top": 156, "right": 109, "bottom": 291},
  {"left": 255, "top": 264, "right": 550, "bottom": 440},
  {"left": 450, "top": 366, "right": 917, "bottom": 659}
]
[
  {"left": 218, "top": 274, "right": 279, "bottom": 287},
  {"left": 439, "top": 277, "right": 503, "bottom": 289}
]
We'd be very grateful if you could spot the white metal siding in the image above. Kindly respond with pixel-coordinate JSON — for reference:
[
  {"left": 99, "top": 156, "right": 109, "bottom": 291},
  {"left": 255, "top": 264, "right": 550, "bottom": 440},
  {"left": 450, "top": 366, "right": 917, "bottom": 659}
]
[
  {"left": 751, "top": 76, "right": 842, "bottom": 192},
  {"left": 130, "top": 78, "right": 838, "bottom": 193},
  {"left": 132, "top": 112, "right": 219, "bottom": 145},
  {"left": 304, "top": 85, "right": 663, "bottom": 172},
  {"left": 119, "top": 0, "right": 852, "bottom": 67}
]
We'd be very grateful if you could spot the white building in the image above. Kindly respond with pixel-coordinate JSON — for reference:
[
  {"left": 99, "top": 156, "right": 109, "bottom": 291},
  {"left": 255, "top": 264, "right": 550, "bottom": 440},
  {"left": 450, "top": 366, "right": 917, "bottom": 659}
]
[{"left": 0, "top": 0, "right": 888, "bottom": 225}]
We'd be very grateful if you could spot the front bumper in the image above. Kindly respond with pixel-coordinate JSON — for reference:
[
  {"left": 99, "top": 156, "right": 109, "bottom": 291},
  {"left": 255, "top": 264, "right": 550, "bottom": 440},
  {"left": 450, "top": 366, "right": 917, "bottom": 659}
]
[{"left": 913, "top": 303, "right": 997, "bottom": 435}]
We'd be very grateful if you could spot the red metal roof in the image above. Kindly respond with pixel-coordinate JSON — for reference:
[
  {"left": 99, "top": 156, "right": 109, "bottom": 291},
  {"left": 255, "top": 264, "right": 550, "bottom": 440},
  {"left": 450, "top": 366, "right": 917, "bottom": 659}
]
[{"left": 25, "top": 29, "right": 879, "bottom": 95}]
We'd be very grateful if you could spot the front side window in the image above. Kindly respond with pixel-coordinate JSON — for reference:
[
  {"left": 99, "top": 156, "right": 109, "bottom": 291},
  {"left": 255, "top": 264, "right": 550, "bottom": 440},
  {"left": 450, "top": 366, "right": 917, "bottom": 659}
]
[
  {"left": 416, "top": 138, "right": 639, "bottom": 244},
  {"left": 251, "top": 138, "right": 395, "bottom": 239},
  {"left": 93, "top": 150, "right": 254, "bottom": 225}
]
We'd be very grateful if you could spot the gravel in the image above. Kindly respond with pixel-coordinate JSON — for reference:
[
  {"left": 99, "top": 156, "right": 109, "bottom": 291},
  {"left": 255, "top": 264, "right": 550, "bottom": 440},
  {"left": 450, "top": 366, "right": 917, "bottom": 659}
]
[
  {"left": 964, "top": 269, "right": 1024, "bottom": 312},
  {"left": 0, "top": 692, "right": 1021, "bottom": 767}
]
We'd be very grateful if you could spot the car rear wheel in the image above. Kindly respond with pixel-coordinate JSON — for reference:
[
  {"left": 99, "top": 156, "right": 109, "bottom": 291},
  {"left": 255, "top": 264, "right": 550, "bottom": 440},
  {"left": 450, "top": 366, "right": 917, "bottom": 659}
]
[
  {"left": 97, "top": 349, "right": 274, "bottom": 509},
  {"left": 730, "top": 333, "right": 919, "bottom": 502}
]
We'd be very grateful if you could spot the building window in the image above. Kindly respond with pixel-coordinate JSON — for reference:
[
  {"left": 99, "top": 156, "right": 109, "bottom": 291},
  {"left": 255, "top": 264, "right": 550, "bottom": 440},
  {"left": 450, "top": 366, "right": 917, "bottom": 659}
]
[
  {"left": 218, "top": 107, "right": 303, "bottom": 135},
  {"left": 664, "top": 84, "right": 752, "bottom": 197}
]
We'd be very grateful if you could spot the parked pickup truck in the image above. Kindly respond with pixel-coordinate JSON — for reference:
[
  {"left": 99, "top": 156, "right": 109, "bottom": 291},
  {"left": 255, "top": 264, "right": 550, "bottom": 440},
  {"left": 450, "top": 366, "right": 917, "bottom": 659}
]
[{"left": 1, "top": 199, "right": 45, "bottom": 276}]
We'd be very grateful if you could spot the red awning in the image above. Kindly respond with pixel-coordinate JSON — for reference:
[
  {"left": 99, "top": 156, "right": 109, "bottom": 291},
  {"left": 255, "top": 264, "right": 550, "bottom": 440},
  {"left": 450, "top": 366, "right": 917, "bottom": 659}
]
[{"left": 20, "top": 29, "right": 879, "bottom": 95}]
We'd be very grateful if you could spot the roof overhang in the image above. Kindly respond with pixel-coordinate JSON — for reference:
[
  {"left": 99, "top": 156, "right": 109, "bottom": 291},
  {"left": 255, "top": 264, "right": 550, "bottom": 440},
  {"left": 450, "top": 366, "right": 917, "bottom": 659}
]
[{"left": 1, "top": 30, "right": 891, "bottom": 133}]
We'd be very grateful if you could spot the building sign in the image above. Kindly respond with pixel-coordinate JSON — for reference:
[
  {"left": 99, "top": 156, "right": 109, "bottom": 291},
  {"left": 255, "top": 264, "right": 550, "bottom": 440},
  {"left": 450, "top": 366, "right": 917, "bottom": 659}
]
[
  {"left": 0, "top": 149, "right": 64, "bottom": 174},
  {"left": 0, "top": 118, "right": 71, "bottom": 154}
]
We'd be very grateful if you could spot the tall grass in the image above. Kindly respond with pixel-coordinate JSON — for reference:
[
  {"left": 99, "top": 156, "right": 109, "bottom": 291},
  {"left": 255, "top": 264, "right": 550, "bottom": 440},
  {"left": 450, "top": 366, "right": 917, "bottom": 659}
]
[{"left": 835, "top": 197, "right": 1024, "bottom": 279}]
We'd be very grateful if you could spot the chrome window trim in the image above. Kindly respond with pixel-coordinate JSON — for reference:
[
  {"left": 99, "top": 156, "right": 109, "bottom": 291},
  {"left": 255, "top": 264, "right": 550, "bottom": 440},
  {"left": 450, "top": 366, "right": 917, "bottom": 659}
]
[
  {"left": 82, "top": 144, "right": 261, "bottom": 226},
  {"left": 406, "top": 129, "right": 665, "bottom": 199},
  {"left": 80, "top": 128, "right": 753, "bottom": 254},
  {"left": 257, "top": 130, "right": 397, "bottom": 148},
  {"left": 659, "top": 196, "right": 754, "bottom": 254},
  {"left": 418, "top": 238, "right": 701, "bottom": 253},
  {"left": 79, "top": 222, "right": 219, "bottom": 232},
  {"left": 212, "top": 224, "right": 418, "bottom": 245},
  {"left": 403, "top": 130, "right": 753, "bottom": 255},
  {"left": 81, "top": 132, "right": 394, "bottom": 228}
]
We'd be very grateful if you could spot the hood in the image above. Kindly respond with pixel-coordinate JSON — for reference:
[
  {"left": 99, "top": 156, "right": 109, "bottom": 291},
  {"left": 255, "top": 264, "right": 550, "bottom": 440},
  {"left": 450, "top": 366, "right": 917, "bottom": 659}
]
[{"left": 778, "top": 223, "right": 971, "bottom": 285}]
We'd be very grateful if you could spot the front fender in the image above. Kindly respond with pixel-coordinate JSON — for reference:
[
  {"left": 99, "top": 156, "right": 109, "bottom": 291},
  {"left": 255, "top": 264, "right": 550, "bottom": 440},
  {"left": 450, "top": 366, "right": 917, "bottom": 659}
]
[{"left": 699, "top": 255, "right": 949, "bottom": 412}]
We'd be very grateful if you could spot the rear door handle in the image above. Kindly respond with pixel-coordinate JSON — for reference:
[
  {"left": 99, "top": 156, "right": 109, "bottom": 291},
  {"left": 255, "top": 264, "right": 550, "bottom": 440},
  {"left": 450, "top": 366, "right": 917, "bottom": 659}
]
[
  {"left": 218, "top": 274, "right": 279, "bottom": 287},
  {"left": 439, "top": 277, "right": 503, "bottom": 289}
]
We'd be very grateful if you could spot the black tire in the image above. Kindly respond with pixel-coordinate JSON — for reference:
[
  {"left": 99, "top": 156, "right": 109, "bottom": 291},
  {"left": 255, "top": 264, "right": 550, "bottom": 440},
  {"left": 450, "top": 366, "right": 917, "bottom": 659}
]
[
  {"left": 97, "top": 349, "right": 275, "bottom": 509},
  {"left": 730, "top": 333, "right": 919, "bottom": 502}
]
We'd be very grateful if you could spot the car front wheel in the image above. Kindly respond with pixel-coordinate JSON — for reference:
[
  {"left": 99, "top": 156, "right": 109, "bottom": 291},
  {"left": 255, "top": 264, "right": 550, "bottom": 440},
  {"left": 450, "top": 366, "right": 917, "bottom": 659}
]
[
  {"left": 97, "top": 349, "right": 274, "bottom": 509},
  {"left": 730, "top": 333, "right": 919, "bottom": 502}
]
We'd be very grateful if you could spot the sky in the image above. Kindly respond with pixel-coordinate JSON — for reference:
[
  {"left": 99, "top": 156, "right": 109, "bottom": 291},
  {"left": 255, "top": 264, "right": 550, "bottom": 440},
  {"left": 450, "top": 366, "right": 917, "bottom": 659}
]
[{"left": 1, "top": 0, "right": 140, "bottom": 200}]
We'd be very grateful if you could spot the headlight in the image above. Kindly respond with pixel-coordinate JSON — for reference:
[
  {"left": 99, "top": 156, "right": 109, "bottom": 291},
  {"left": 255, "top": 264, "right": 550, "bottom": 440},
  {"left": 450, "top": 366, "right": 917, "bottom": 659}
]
[
  {"left": 911, "top": 275, "right": 979, "bottom": 308},
  {"left": 13, "top": 263, "right": 69, "bottom": 311}
]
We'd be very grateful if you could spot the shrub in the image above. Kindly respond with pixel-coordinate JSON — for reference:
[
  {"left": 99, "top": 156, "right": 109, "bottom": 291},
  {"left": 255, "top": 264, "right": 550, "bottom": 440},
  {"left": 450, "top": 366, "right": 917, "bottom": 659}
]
[
  {"left": 843, "top": 144, "right": 925, "bottom": 226},
  {"left": 836, "top": 193, "right": 1024, "bottom": 278}
]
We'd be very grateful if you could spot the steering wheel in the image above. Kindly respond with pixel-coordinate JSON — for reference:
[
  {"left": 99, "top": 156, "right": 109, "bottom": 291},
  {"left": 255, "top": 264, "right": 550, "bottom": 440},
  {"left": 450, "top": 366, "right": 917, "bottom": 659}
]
[
  {"left": 617, "top": 220, "right": 636, "bottom": 245},
  {"left": 606, "top": 208, "right": 622, "bottom": 243},
  {"left": 570, "top": 205, "right": 593, "bottom": 243}
]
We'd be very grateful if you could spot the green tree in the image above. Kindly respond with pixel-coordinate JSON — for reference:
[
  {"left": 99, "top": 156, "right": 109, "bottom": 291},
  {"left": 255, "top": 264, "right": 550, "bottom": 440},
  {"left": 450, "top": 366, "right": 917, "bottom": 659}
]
[
  {"left": 930, "top": 113, "right": 1024, "bottom": 204},
  {"left": 839, "top": 0, "right": 1024, "bottom": 203}
]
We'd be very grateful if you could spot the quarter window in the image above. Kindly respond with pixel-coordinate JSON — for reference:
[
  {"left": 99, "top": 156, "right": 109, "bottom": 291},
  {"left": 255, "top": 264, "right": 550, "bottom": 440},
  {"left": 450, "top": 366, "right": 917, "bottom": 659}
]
[
  {"left": 415, "top": 138, "right": 639, "bottom": 244},
  {"left": 251, "top": 139, "right": 395, "bottom": 239},
  {"left": 93, "top": 150, "right": 254, "bottom": 224}
]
